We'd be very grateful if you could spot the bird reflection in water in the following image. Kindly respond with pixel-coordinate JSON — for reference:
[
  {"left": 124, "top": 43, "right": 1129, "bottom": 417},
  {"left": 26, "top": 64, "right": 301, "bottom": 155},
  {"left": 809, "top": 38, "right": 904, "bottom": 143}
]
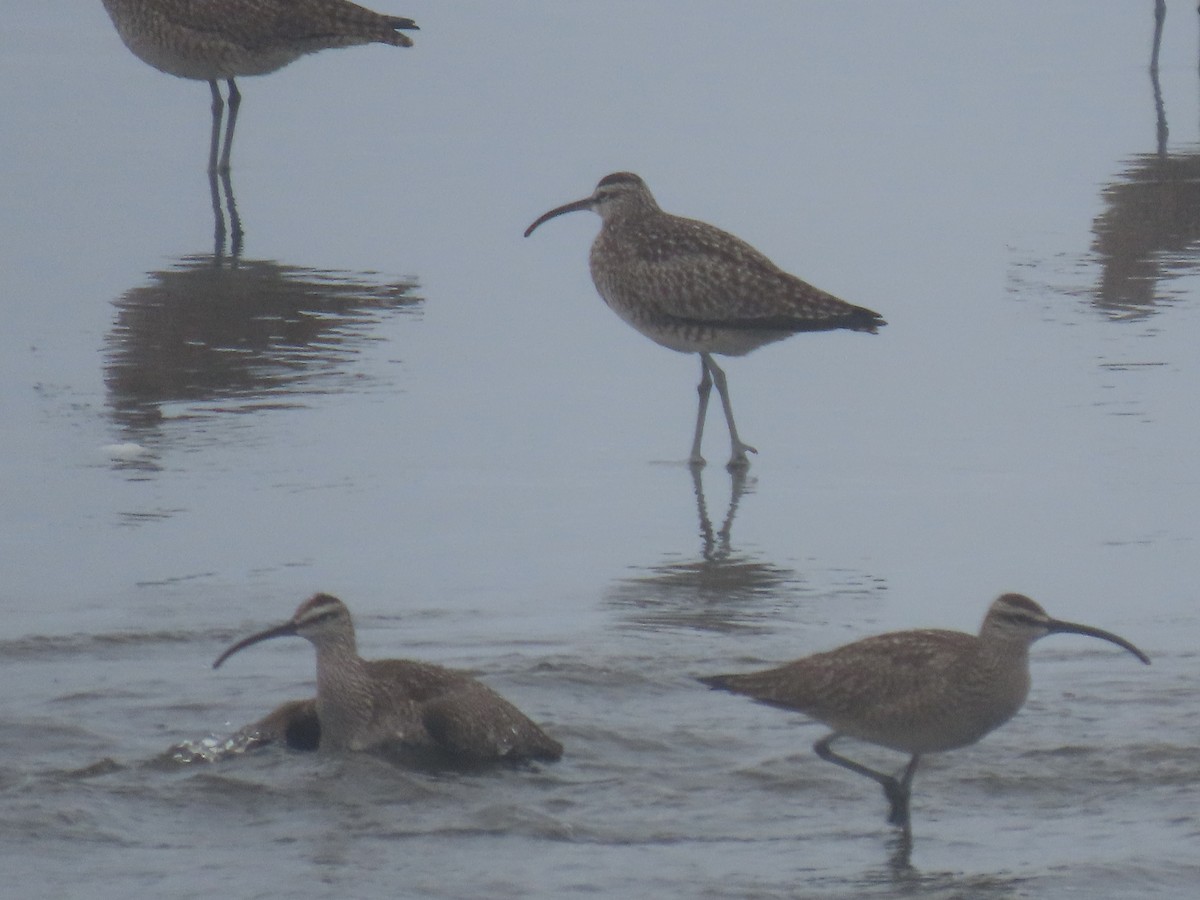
[
  {"left": 104, "top": 254, "right": 421, "bottom": 469},
  {"left": 1088, "top": 6, "right": 1200, "bottom": 319},
  {"left": 1149, "top": 1, "right": 1198, "bottom": 75},
  {"left": 607, "top": 470, "right": 857, "bottom": 634},
  {"left": 209, "top": 165, "right": 243, "bottom": 259}
]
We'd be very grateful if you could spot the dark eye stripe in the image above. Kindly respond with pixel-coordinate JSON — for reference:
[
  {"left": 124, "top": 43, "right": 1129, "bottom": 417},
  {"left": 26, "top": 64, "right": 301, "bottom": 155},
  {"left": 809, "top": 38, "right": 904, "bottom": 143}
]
[
  {"left": 300, "top": 608, "right": 340, "bottom": 626},
  {"left": 998, "top": 611, "right": 1042, "bottom": 627}
]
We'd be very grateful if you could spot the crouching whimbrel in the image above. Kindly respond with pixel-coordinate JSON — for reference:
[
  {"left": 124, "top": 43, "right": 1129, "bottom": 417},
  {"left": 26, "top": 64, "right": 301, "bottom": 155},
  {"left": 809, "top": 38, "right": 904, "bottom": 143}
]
[
  {"left": 100, "top": 0, "right": 419, "bottom": 172},
  {"left": 524, "top": 172, "right": 885, "bottom": 469},
  {"left": 213, "top": 594, "right": 563, "bottom": 764},
  {"left": 700, "top": 593, "right": 1149, "bottom": 828}
]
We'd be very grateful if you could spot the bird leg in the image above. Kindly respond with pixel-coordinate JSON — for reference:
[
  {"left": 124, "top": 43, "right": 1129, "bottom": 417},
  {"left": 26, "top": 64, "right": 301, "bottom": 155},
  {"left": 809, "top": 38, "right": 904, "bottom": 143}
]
[
  {"left": 886, "top": 826, "right": 915, "bottom": 871},
  {"left": 814, "top": 734, "right": 920, "bottom": 828},
  {"left": 1151, "top": 0, "right": 1165, "bottom": 71},
  {"left": 207, "top": 80, "right": 225, "bottom": 175},
  {"left": 218, "top": 79, "right": 241, "bottom": 174},
  {"left": 689, "top": 356, "right": 713, "bottom": 467},
  {"left": 702, "top": 353, "right": 758, "bottom": 470},
  {"left": 886, "top": 755, "right": 920, "bottom": 828}
]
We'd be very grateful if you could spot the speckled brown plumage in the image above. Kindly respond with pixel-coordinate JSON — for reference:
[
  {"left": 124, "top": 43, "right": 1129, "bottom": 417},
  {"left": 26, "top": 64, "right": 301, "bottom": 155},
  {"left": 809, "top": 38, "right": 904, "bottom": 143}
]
[
  {"left": 705, "top": 627, "right": 1034, "bottom": 756},
  {"left": 701, "top": 593, "right": 1149, "bottom": 827},
  {"left": 101, "top": 0, "right": 417, "bottom": 169},
  {"left": 525, "top": 172, "right": 884, "bottom": 468},
  {"left": 101, "top": 0, "right": 417, "bottom": 78},
  {"left": 216, "top": 594, "right": 563, "bottom": 765}
]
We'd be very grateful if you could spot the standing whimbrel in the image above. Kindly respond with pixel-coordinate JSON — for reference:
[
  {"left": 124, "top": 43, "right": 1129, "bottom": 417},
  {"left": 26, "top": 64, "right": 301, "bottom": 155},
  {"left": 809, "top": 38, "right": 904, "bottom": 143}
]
[
  {"left": 524, "top": 172, "right": 885, "bottom": 469},
  {"left": 213, "top": 594, "right": 563, "bottom": 764},
  {"left": 700, "top": 593, "right": 1149, "bottom": 828},
  {"left": 100, "top": 0, "right": 418, "bottom": 172}
]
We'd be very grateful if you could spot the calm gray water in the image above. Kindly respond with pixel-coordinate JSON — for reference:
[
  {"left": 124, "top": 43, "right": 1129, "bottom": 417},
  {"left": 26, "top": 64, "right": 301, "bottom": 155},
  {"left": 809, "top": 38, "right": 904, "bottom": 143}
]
[{"left": 2, "top": 2, "right": 1199, "bottom": 897}]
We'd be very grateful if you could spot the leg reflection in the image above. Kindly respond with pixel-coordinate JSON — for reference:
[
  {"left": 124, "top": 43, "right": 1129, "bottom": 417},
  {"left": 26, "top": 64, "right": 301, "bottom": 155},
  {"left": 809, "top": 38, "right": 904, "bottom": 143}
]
[
  {"left": 207, "top": 165, "right": 244, "bottom": 261},
  {"left": 689, "top": 464, "right": 749, "bottom": 562}
]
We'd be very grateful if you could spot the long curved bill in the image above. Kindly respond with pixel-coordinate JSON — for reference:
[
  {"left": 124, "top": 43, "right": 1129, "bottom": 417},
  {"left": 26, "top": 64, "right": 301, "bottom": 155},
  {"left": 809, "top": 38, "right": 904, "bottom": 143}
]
[
  {"left": 1046, "top": 617, "right": 1150, "bottom": 664},
  {"left": 524, "top": 197, "right": 596, "bottom": 237},
  {"left": 212, "top": 620, "right": 297, "bottom": 669}
]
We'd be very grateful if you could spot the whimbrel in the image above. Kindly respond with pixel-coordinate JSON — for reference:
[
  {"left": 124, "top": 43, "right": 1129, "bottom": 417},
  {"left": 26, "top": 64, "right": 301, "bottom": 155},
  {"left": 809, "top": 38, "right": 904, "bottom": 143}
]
[
  {"left": 213, "top": 593, "right": 563, "bottom": 764},
  {"left": 524, "top": 172, "right": 885, "bottom": 469},
  {"left": 100, "top": 0, "right": 418, "bottom": 172},
  {"left": 700, "top": 593, "right": 1149, "bottom": 828}
]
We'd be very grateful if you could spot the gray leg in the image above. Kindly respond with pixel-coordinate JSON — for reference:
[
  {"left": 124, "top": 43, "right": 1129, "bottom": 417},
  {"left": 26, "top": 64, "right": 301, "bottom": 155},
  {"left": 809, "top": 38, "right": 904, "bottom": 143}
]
[
  {"left": 814, "top": 734, "right": 920, "bottom": 828},
  {"left": 889, "top": 754, "right": 921, "bottom": 828},
  {"left": 218, "top": 79, "right": 241, "bottom": 173},
  {"left": 689, "top": 355, "right": 712, "bottom": 467},
  {"left": 886, "top": 827, "right": 914, "bottom": 871},
  {"left": 1151, "top": 0, "right": 1165, "bottom": 71},
  {"left": 703, "top": 353, "right": 757, "bottom": 470},
  {"left": 207, "top": 80, "right": 224, "bottom": 174}
]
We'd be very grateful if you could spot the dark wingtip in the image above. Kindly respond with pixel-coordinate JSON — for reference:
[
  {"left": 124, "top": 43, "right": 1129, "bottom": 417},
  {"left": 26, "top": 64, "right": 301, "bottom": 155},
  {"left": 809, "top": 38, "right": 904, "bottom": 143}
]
[
  {"left": 386, "top": 17, "right": 418, "bottom": 46},
  {"left": 857, "top": 309, "right": 887, "bottom": 334},
  {"left": 698, "top": 674, "right": 732, "bottom": 691}
]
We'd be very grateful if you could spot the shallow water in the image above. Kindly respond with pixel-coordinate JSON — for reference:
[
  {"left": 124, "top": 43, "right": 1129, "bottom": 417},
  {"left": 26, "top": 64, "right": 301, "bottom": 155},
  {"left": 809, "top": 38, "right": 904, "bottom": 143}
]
[{"left": 2, "top": 2, "right": 1200, "bottom": 897}]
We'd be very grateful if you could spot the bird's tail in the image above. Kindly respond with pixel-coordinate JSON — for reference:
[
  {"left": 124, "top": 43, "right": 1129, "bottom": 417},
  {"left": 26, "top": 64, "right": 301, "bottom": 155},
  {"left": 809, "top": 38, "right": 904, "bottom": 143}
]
[{"left": 380, "top": 15, "right": 419, "bottom": 47}]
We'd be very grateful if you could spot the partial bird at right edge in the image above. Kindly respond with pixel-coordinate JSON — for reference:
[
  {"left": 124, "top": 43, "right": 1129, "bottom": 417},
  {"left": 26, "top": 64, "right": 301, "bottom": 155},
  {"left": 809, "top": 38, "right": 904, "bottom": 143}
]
[
  {"left": 700, "top": 593, "right": 1149, "bottom": 830},
  {"left": 525, "top": 172, "right": 885, "bottom": 470}
]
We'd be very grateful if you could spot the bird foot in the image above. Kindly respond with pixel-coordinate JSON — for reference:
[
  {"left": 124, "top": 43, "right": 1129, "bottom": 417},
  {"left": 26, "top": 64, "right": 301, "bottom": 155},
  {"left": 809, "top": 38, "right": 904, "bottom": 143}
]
[{"left": 725, "top": 443, "right": 757, "bottom": 471}]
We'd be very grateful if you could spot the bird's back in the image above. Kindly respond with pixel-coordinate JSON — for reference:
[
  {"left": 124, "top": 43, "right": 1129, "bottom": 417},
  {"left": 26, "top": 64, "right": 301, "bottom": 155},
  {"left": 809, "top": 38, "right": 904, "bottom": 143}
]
[
  {"left": 590, "top": 210, "right": 884, "bottom": 356},
  {"left": 367, "top": 659, "right": 564, "bottom": 763},
  {"left": 703, "top": 628, "right": 1029, "bottom": 754},
  {"left": 244, "top": 658, "right": 561, "bottom": 763}
]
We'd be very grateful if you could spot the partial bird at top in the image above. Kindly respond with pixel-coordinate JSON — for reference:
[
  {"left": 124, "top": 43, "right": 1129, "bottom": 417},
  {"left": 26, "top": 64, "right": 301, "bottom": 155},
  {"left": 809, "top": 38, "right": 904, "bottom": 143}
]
[
  {"left": 525, "top": 172, "right": 885, "bottom": 469},
  {"left": 100, "top": 0, "right": 418, "bottom": 172}
]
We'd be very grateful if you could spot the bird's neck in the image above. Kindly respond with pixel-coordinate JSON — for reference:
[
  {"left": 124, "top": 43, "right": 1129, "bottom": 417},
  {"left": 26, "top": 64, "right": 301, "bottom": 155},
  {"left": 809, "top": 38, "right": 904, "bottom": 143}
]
[
  {"left": 974, "top": 636, "right": 1033, "bottom": 720},
  {"left": 312, "top": 637, "right": 374, "bottom": 748},
  {"left": 601, "top": 197, "right": 662, "bottom": 229}
]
